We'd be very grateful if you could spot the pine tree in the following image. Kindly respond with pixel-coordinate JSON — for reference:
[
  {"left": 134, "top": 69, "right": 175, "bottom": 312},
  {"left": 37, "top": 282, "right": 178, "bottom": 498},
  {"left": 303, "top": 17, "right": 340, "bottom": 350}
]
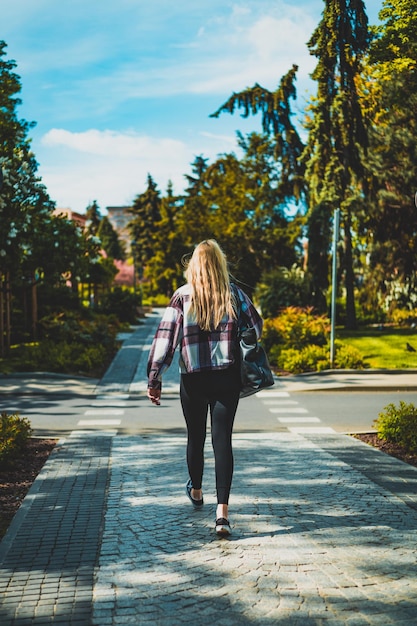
[
  {"left": 85, "top": 200, "right": 102, "bottom": 236},
  {"left": 303, "top": 0, "right": 370, "bottom": 329},
  {"left": 362, "top": 0, "right": 417, "bottom": 306},
  {"left": 128, "top": 174, "right": 162, "bottom": 281},
  {"left": 211, "top": 65, "right": 306, "bottom": 204},
  {"left": 97, "top": 215, "right": 125, "bottom": 261},
  {"left": 0, "top": 41, "right": 55, "bottom": 350}
]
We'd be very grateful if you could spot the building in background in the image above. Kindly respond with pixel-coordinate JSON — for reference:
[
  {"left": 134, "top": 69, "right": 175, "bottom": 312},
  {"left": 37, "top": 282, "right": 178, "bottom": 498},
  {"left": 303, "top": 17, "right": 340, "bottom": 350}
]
[{"left": 53, "top": 208, "right": 87, "bottom": 229}]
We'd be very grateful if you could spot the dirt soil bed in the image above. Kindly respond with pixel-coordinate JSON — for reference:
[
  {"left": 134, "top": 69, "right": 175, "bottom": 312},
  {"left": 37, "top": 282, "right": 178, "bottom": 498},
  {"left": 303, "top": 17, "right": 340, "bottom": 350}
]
[
  {"left": 0, "top": 438, "right": 57, "bottom": 539},
  {"left": 354, "top": 432, "right": 417, "bottom": 469}
]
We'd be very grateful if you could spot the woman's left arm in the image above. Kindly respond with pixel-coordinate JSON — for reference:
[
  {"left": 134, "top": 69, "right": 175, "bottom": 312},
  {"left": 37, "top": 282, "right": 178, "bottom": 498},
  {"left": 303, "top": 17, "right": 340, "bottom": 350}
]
[{"left": 238, "top": 288, "right": 264, "bottom": 339}]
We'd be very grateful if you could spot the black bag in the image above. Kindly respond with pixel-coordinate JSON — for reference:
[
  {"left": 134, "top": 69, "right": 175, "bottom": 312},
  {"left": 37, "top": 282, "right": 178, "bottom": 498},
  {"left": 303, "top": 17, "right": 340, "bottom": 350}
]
[
  {"left": 232, "top": 283, "right": 274, "bottom": 398},
  {"left": 238, "top": 326, "right": 275, "bottom": 397}
]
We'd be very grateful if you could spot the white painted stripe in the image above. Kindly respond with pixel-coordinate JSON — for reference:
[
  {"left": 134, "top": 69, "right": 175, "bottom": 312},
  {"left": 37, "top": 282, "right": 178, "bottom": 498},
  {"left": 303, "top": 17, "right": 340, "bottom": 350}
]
[
  {"left": 288, "top": 426, "right": 336, "bottom": 434},
  {"left": 262, "top": 400, "right": 299, "bottom": 405},
  {"left": 70, "top": 430, "right": 118, "bottom": 437},
  {"left": 78, "top": 419, "right": 122, "bottom": 426},
  {"left": 269, "top": 407, "right": 309, "bottom": 414},
  {"left": 96, "top": 394, "right": 129, "bottom": 400},
  {"left": 84, "top": 409, "right": 124, "bottom": 416},
  {"left": 278, "top": 417, "right": 321, "bottom": 423},
  {"left": 256, "top": 391, "right": 289, "bottom": 398},
  {"left": 91, "top": 401, "right": 127, "bottom": 407}
]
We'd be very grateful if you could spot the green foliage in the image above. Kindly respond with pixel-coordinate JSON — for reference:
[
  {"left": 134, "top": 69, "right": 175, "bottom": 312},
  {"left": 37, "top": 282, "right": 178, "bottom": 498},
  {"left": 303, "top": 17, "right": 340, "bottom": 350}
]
[
  {"left": 210, "top": 65, "right": 306, "bottom": 201},
  {"left": 303, "top": 0, "right": 370, "bottom": 330},
  {"left": 259, "top": 266, "right": 307, "bottom": 310},
  {"left": 1, "top": 310, "right": 122, "bottom": 376},
  {"left": 142, "top": 293, "right": 170, "bottom": 307},
  {"left": 99, "top": 287, "right": 142, "bottom": 324},
  {"left": 271, "top": 340, "right": 364, "bottom": 374},
  {"left": 129, "top": 174, "right": 162, "bottom": 273},
  {"left": 0, "top": 413, "right": 32, "bottom": 467},
  {"left": 362, "top": 1, "right": 417, "bottom": 307},
  {"left": 263, "top": 307, "right": 329, "bottom": 353},
  {"left": 6, "top": 340, "right": 112, "bottom": 377},
  {"left": 374, "top": 401, "right": 417, "bottom": 453},
  {"left": 38, "top": 310, "right": 120, "bottom": 347},
  {"left": 97, "top": 215, "right": 125, "bottom": 261},
  {"left": 175, "top": 135, "right": 303, "bottom": 294},
  {"left": 263, "top": 307, "right": 365, "bottom": 373},
  {"left": 389, "top": 308, "right": 417, "bottom": 326},
  {"left": 333, "top": 341, "right": 366, "bottom": 369},
  {"left": 255, "top": 266, "right": 311, "bottom": 318},
  {"left": 278, "top": 345, "right": 329, "bottom": 374}
]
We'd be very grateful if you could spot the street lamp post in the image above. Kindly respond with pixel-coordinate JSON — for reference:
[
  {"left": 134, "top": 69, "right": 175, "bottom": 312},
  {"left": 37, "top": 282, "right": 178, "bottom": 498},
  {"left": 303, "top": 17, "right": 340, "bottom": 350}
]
[{"left": 330, "top": 208, "right": 340, "bottom": 368}]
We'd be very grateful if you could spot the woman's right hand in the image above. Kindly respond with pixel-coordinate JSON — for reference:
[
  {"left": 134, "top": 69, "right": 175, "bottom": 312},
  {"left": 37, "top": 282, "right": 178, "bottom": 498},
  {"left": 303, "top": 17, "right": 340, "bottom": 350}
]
[{"left": 147, "top": 387, "right": 161, "bottom": 406}]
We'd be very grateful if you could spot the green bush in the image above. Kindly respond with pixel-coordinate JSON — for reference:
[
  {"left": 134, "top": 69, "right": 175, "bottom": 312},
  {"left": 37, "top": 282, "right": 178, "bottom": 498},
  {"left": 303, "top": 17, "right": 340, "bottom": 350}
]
[
  {"left": 8, "top": 340, "right": 112, "bottom": 377},
  {"left": 263, "top": 307, "right": 330, "bottom": 354},
  {"left": 0, "top": 413, "right": 32, "bottom": 467},
  {"left": 333, "top": 342, "right": 366, "bottom": 369},
  {"left": 374, "top": 401, "right": 417, "bottom": 453},
  {"left": 255, "top": 266, "right": 311, "bottom": 318},
  {"left": 98, "top": 287, "right": 142, "bottom": 324},
  {"left": 389, "top": 308, "right": 417, "bottom": 326},
  {"left": 278, "top": 344, "right": 329, "bottom": 374}
]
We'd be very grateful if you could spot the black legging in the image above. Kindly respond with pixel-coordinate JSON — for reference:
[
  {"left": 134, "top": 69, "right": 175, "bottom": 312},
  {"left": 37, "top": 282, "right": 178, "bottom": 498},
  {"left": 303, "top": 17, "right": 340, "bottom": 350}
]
[{"left": 180, "top": 367, "right": 241, "bottom": 504}]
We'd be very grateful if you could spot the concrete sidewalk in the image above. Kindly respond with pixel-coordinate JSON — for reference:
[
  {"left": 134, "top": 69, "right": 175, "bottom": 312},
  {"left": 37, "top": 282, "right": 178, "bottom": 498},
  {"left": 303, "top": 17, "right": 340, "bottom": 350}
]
[{"left": 1, "top": 312, "right": 417, "bottom": 624}]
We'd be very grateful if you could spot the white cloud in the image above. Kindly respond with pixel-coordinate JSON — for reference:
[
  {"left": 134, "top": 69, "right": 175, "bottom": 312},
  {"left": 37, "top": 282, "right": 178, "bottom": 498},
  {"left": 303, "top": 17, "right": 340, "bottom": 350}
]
[
  {"left": 43, "top": 129, "right": 185, "bottom": 159},
  {"left": 39, "top": 128, "right": 228, "bottom": 213}
]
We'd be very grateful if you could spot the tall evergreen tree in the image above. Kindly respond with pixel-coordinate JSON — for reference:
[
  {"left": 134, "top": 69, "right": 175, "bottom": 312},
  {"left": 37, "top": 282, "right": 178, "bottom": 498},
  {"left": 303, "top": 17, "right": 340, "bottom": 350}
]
[
  {"left": 85, "top": 200, "right": 102, "bottom": 236},
  {"left": 0, "top": 41, "right": 55, "bottom": 349},
  {"left": 361, "top": 0, "right": 417, "bottom": 308},
  {"left": 145, "top": 181, "right": 187, "bottom": 296},
  {"left": 303, "top": 0, "right": 371, "bottom": 329},
  {"left": 176, "top": 156, "right": 212, "bottom": 247},
  {"left": 211, "top": 65, "right": 306, "bottom": 204},
  {"left": 128, "top": 174, "right": 162, "bottom": 281},
  {"left": 179, "top": 133, "right": 302, "bottom": 291},
  {"left": 97, "top": 215, "right": 125, "bottom": 261}
]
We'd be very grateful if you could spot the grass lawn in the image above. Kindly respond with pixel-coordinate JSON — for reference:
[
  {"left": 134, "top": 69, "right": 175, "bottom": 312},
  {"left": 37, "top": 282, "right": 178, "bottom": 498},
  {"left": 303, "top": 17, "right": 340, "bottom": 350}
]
[{"left": 338, "top": 328, "right": 417, "bottom": 369}]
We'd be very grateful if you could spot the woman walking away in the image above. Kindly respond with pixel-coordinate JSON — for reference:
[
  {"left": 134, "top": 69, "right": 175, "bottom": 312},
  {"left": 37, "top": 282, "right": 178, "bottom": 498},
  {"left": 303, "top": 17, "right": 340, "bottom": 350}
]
[{"left": 147, "top": 239, "right": 263, "bottom": 536}]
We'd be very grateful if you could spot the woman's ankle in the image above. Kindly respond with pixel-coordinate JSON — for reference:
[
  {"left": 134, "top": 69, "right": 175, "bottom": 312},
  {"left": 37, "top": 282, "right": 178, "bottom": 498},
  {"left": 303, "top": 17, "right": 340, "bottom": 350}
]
[
  {"left": 191, "top": 488, "right": 202, "bottom": 500},
  {"left": 216, "top": 504, "right": 228, "bottom": 520}
]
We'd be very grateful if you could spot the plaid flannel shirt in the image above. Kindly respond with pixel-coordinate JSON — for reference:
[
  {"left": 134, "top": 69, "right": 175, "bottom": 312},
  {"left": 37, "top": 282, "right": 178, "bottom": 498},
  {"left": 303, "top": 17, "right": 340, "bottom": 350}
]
[{"left": 147, "top": 283, "right": 263, "bottom": 389}]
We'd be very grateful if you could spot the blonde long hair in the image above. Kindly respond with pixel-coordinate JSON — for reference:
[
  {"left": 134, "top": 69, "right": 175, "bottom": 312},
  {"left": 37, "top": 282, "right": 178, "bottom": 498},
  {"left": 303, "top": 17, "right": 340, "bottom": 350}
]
[{"left": 185, "top": 239, "right": 236, "bottom": 331}]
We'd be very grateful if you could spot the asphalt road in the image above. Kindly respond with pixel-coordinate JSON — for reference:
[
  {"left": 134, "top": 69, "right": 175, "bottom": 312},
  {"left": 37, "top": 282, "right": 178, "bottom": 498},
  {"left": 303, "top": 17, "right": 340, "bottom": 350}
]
[{"left": 2, "top": 388, "right": 417, "bottom": 437}]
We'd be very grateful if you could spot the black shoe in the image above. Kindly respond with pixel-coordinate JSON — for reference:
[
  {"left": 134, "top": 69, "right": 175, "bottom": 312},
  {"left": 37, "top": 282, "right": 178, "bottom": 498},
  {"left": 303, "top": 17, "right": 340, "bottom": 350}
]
[
  {"left": 215, "top": 517, "right": 231, "bottom": 536},
  {"left": 185, "top": 479, "right": 204, "bottom": 508}
]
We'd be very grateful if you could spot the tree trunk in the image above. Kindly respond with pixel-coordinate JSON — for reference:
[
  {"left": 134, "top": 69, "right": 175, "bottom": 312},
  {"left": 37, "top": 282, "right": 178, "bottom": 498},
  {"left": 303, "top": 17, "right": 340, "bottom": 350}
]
[
  {"left": 343, "top": 212, "right": 357, "bottom": 330},
  {"left": 0, "top": 276, "right": 4, "bottom": 357},
  {"left": 31, "top": 279, "right": 38, "bottom": 341},
  {"left": 5, "top": 272, "right": 11, "bottom": 351}
]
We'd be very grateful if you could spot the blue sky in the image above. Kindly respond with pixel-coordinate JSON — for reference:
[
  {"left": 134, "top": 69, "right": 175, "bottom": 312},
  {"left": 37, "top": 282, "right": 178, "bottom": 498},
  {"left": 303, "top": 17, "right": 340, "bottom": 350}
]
[{"left": 2, "top": 0, "right": 383, "bottom": 214}]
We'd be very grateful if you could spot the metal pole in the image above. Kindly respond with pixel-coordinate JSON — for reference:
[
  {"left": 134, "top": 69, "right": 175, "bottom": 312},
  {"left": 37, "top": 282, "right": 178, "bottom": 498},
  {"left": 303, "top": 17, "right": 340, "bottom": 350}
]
[{"left": 330, "top": 208, "right": 340, "bottom": 368}]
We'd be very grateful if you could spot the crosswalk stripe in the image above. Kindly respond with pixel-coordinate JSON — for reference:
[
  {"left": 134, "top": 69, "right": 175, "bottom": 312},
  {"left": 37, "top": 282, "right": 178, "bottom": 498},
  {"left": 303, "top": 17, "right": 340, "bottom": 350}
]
[
  {"left": 288, "top": 426, "right": 336, "bottom": 434},
  {"left": 278, "top": 417, "right": 321, "bottom": 423},
  {"left": 257, "top": 391, "right": 290, "bottom": 398},
  {"left": 269, "top": 407, "right": 309, "bottom": 414},
  {"left": 84, "top": 409, "right": 124, "bottom": 416},
  {"left": 78, "top": 419, "right": 122, "bottom": 426}
]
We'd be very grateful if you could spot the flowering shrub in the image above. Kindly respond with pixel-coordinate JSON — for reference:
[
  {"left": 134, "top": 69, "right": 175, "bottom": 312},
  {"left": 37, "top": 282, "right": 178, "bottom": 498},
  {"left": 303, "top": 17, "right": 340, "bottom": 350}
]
[
  {"left": 374, "top": 402, "right": 417, "bottom": 453},
  {"left": 0, "top": 413, "right": 32, "bottom": 467},
  {"left": 263, "top": 307, "right": 330, "bottom": 354},
  {"left": 263, "top": 307, "right": 365, "bottom": 373}
]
